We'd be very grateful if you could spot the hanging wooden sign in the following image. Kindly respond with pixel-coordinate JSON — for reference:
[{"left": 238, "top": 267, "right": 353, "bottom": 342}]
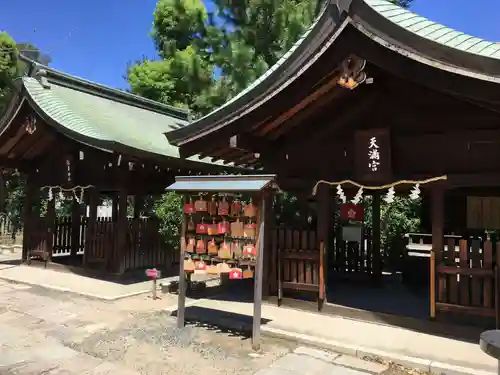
[
  {"left": 339, "top": 203, "right": 364, "bottom": 222},
  {"left": 354, "top": 128, "right": 392, "bottom": 182}
]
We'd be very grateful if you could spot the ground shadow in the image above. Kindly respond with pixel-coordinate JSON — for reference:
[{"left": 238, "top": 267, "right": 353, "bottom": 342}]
[
  {"left": 170, "top": 305, "right": 272, "bottom": 339},
  {"left": 327, "top": 275, "right": 429, "bottom": 320},
  {"left": 267, "top": 283, "right": 486, "bottom": 345},
  {"left": 26, "top": 256, "right": 180, "bottom": 286},
  {"left": 166, "top": 276, "right": 255, "bottom": 301},
  {"left": 0, "top": 258, "right": 23, "bottom": 267}
]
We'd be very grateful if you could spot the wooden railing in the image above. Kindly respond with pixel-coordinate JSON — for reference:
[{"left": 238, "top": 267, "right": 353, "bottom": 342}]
[
  {"left": 124, "top": 218, "right": 174, "bottom": 272},
  {"left": 53, "top": 217, "right": 86, "bottom": 257},
  {"left": 333, "top": 228, "right": 373, "bottom": 279},
  {"left": 275, "top": 226, "right": 321, "bottom": 306},
  {"left": 408, "top": 233, "right": 499, "bottom": 323},
  {"left": 434, "top": 237, "right": 499, "bottom": 323},
  {"left": 85, "top": 217, "right": 113, "bottom": 266},
  {"left": 26, "top": 216, "right": 175, "bottom": 273},
  {"left": 25, "top": 216, "right": 47, "bottom": 261}
]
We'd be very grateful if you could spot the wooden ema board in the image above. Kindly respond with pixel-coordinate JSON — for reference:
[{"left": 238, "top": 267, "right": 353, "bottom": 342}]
[
  {"left": 435, "top": 238, "right": 498, "bottom": 320},
  {"left": 182, "top": 194, "right": 259, "bottom": 277},
  {"left": 177, "top": 190, "right": 267, "bottom": 351}
]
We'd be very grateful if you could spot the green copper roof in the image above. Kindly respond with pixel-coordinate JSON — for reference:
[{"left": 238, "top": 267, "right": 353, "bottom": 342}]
[
  {"left": 22, "top": 73, "right": 223, "bottom": 165},
  {"left": 364, "top": 0, "right": 500, "bottom": 59}
]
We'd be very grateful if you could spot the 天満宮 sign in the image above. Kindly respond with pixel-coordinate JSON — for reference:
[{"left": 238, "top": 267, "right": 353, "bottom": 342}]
[{"left": 355, "top": 128, "right": 392, "bottom": 182}]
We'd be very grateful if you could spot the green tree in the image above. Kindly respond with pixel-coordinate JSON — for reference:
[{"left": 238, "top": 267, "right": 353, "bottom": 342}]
[
  {"left": 153, "top": 192, "right": 183, "bottom": 250},
  {"left": 131, "top": 0, "right": 417, "bottom": 246},
  {"left": 0, "top": 34, "right": 51, "bottom": 227},
  {"left": 0, "top": 32, "right": 19, "bottom": 115},
  {"left": 126, "top": 0, "right": 218, "bottom": 114},
  {"left": 127, "top": 46, "right": 213, "bottom": 111}
]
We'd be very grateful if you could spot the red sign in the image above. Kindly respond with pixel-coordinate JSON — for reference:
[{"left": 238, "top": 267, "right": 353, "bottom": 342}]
[
  {"left": 340, "top": 204, "right": 364, "bottom": 222},
  {"left": 146, "top": 268, "right": 161, "bottom": 279},
  {"left": 229, "top": 268, "right": 243, "bottom": 280}
]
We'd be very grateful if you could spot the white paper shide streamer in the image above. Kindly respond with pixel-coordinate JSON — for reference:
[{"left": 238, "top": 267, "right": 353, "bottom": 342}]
[
  {"left": 409, "top": 183, "right": 420, "bottom": 200},
  {"left": 336, "top": 184, "right": 347, "bottom": 204},
  {"left": 351, "top": 187, "right": 363, "bottom": 205},
  {"left": 383, "top": 187, "right": 395, "bottom": 204}
]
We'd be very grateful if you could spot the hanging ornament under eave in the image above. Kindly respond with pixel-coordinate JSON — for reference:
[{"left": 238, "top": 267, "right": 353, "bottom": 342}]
[
  {"left": 351, "top": 187, "right": 363, "bottom": 205},
  {"left": 409, "top": 183, "right": 420, "bottom": 200},
  {"left": 48, "top": 187, "right": 53, "bottom": 201},
  {"left": 383, "top": 187, "right": 395, "bottom": 204},
  {"left": 336, "top": 184, "right": 347, "bottom": 204},
  {"left": 59, "top": 190, "right": 65, "bottom": 201},
  {"left": 24, "top": 115, "right": 37, "bottom": 135}
]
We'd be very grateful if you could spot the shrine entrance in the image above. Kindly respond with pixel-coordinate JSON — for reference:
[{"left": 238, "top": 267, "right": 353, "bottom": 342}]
[
  {"left": 164, "top": 0, "right": 500, "bottom": 328},
  {"left": 0, "top": 58, "right": 230, "bottom": 277}
]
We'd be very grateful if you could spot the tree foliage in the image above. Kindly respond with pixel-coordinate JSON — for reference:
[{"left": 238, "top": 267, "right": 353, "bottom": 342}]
[
  {"left": 363, "top": 196, "right": 421, "bottom": 246},
  {"left": 139, "top": 0, "right": 417, "bottom": 246},
  {"left": 0, "top": 33, "right": 50, "bottom": 226},
  {"left": 127, "top": 0, "right": 413, "bottom": 117},
  {"left": 0, "top": 32, "right": 19, "bottom": 115},
  {"left": 153, "top": 192, "right": 183, "bottom": 250}
]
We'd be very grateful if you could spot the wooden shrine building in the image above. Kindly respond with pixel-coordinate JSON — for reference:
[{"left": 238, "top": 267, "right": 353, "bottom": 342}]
[
  {"left": 166, "top": 0, "right": 500, "bottom": 323},
  {"left": 0, "top": 56, "right": 231, "bottom": 275}
]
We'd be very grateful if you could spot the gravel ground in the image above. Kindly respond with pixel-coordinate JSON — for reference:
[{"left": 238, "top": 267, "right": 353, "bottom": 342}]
[{"left": 0, "top": 278, "right": 426, "bottom": 375}]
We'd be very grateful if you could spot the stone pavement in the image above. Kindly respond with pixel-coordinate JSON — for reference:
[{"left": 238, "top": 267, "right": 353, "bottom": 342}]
[
  {"left": 0, "top": 257, "right": 216, "bottom": 300},
  {"left": 172, "top": 298, "right": 496, "bottom": 375},
  {"left": 0, "top": 279, "right": 419, "bottom": 375},
  {"left": 255, "top": 347, "right": 390, "bottom": 375}
]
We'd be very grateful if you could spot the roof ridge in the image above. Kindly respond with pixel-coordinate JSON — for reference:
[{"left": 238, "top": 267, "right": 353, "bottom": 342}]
[{"left": 19, "top": 55, "right": 190, "bottom": 122}]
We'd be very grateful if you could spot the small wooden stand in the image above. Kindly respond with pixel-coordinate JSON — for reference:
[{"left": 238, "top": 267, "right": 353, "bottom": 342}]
[{"left": 166, "top": 175, "right": 278, "bottom": 351}]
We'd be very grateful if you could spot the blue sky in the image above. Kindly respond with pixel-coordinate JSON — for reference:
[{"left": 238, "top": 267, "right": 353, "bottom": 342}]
[{"left": 1, "top": 0, "right": 498, "bottom": 89}]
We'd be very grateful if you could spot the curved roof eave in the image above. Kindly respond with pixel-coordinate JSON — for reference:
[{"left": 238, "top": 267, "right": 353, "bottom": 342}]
[
  {"left": 166, "top": 2, "right": 340, "bottom": 146},
  {"left": 20, "top": 55, "right": 191, "bottom": 121},
  {"left": 167, "top": 0, "right": 500, "bottom": 147},
  {"left": 24, "top": 87, "right": 236, "bottom": 169},
  {"left": 352, "top": 0, "right": 500, "bottom": 82},
  {"left": 20, "top": 77, "right": 237, "bottom": 169}
]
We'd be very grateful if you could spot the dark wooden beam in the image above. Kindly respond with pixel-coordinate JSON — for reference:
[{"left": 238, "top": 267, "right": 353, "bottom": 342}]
[
  {"left": 256, "top": 71, "right": 342, "bottom": 139},
  {"left": 275, "top": 89, "right": 380, "bottom": 154},
  {"left": 0, "top": 157, "right": 32, "bottom": 170},
  {"left": 228, "top": 134, "right": 275, "bottom": 154}
]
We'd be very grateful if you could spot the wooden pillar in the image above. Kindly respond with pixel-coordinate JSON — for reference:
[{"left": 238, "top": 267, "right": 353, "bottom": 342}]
[
  {"left": 317, "top": 184, "right": 332, "bottom": 310},
  {"left": 430, "top": 184, "right": 444, "bottom": 319},
  {"left": 112, "top": 194, "right": 118, "bottom": 220},
  {"left": 133, "top": 195, "right": 143, "bottom": 218},
  {"left": 45, "top": 198, "right": 56, "bottom": 262},
  {"left": 269, "top": 194, "right": 282, "bottom": 297},
  {"left": 70, "top": 199, "right": 81, "bottom": 258},
  {"left": 262, "top": 193, "right": 274, "bottom": 298},
  {"left": 113, "top": 189, "right": 128, "bottom": 274},
  {"left": 22, "top": 175, "right": 35, "bottom": 262},
  {"left": 372, "top": 191, "right": 382, "bottom": 283},
  {"left": 83, "top": 188, "right": 99, "bottom": 267},
  {"left": 177, "top": 195, "right": 188, "bottom": 329},
  {"left": 252, "top": 191, "right": 267, "bottom": 351}
]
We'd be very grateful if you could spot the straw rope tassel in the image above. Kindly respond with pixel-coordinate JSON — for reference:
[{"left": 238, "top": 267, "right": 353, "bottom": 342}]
[{"left": 311, "top": 175, "right": 447, "bottom": 196}]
